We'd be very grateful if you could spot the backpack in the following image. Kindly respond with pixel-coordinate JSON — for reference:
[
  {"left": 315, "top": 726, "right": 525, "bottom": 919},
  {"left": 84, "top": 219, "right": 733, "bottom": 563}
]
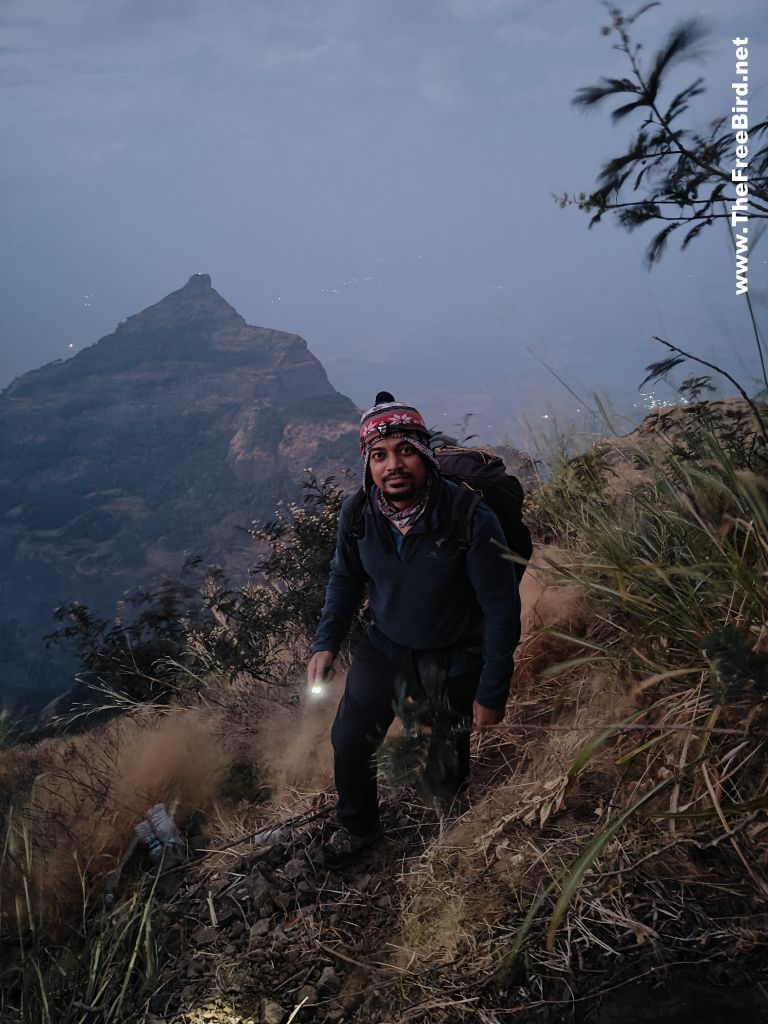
[{"left": 349, "top": 445, "right": 533, "bottom": 578}]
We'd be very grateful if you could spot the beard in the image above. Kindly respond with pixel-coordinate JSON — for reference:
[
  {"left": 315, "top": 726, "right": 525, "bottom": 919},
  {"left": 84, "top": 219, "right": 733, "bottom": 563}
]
[{"left": 382, "top": 473, "right": 422, "bottom": 504}]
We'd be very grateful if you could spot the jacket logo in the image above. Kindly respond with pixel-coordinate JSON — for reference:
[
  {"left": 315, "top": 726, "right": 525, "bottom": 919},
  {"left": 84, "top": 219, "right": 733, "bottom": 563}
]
[{"left": 427, "top": 538, "right": 452, "bottom": 559}]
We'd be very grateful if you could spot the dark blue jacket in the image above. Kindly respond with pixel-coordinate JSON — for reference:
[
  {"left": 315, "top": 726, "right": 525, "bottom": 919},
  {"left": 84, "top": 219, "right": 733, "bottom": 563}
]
[{"left": 312, "top": 478, "right": 520, "bottom": 709}]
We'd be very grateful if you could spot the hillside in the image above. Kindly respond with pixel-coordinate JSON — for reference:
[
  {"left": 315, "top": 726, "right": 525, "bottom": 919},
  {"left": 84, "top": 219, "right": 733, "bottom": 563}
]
[
  {"left": 0, "top": 275, "right": 360, "bottom": 703},
  {"left": 1, "top": 397, "right": 767, "bottom": 1022}
]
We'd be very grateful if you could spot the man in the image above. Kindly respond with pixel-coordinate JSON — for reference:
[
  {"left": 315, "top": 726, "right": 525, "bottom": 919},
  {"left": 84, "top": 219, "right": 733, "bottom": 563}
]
[{"left": 307, "top": 393, "right": 521, "bottom": 867}]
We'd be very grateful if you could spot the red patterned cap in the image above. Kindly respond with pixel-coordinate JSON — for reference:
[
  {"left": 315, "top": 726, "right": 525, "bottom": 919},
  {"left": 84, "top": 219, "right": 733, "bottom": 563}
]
[{"left": 359, "top": 392, "right": 430, "bottom": 452}]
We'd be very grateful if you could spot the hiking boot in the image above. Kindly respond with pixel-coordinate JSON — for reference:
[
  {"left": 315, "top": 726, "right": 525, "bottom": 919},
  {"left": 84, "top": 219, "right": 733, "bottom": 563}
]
[{"left": 318, "top": 824, "right": 382, "bottom": 869}]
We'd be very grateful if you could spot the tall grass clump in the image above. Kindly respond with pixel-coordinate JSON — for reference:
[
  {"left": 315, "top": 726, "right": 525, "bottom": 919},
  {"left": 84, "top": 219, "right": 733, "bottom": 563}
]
[
  {"left": 1, "top": 807, "right": 166, "bottom": 1024},
  {"left": 536, "top": 398, "right": 767, "bottom": 685},
  {"left": 494, "top": 396, "right": 768, "bottom": 979}
]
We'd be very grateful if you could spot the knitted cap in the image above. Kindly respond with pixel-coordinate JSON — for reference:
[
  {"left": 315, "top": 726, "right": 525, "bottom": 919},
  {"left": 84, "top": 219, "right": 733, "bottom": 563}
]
[
  {"left": 359, "top": 391, "right": 431, "bottom": 453},
  {"left": 359, "top": 392, "right": 439, "bottom": 493}
]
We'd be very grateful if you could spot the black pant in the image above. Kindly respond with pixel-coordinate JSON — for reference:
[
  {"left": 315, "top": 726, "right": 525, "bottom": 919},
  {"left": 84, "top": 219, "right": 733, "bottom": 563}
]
[{"left": 330, "top": 631, "right": 481, "bottom": 836}]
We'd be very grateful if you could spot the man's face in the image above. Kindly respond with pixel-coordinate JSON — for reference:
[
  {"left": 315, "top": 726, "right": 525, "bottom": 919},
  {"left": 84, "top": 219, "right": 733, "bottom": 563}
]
[{"left": 368, "top": 435, "right": 428, "bottom": 506}]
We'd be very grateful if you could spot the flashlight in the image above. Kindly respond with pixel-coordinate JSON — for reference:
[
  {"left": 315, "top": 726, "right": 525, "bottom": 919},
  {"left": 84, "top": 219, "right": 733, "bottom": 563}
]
[{"left": 309, "top": 669, "right": 331, "bottom": 698}]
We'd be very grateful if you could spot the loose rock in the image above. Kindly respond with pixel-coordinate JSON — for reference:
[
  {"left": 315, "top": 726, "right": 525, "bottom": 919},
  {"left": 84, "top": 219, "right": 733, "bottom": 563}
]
[
  {"left": 250, "top": 919, "right": 271, "bottom": 941},
  {"left": 190, "top": 925, "right": 218, "bottom": 946},
  {"left": 283, "top": 855, "right": 308, "bottom": 881},
  {"left": 261, "top": 999, "right": 285, "bottom": 1024},
  {"left": 318, "top": 965, "right": 339, "bottom": 993},
  {"left": 295, "top": 984, "right": 317, "bottom": 1004}
]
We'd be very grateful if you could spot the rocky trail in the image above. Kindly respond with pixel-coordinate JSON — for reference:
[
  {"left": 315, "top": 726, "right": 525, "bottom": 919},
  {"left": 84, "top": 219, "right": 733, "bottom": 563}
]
[
  {"left": 124, "top": 777, "right": 768, "bottom": 1024},
  {"left": 139, "top": 796, "right": 473, "bottom": 1024}
]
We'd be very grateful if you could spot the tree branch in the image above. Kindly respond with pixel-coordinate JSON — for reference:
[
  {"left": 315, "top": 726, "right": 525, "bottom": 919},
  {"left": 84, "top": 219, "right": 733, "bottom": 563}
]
[{"left": 652, "top": 336, "right": 768, "bottom": 441}]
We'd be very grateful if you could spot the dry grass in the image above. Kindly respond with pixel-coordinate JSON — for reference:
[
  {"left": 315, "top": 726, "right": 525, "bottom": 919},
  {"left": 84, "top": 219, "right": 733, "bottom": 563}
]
[
  {"left": 257, "top": 674, "right": 344, "bottom": 804},
  {"left": 371, "top": 539, "right": 768, "bottom": 1020},
  {"left": 2, "top": 704, "right": 266, "bottom": 926}
]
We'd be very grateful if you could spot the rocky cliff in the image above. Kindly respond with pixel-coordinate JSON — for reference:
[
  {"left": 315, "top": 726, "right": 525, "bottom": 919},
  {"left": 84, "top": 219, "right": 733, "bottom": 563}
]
[{"left": 0, "top": 274, "right": 360, "bottom": 702}]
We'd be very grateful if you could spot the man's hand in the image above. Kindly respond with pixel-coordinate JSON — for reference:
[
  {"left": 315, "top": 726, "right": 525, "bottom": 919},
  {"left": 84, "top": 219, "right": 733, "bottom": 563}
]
[
  {"left": 307, "top": 650, "right": 334, "bottom": 692},
  {"left": 472, "top": 700, "right": 504, "bottom": 730}
]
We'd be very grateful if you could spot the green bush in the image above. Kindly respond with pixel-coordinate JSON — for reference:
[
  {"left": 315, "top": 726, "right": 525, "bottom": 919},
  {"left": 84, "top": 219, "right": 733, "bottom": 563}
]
[
  {"left": 43, "top": 475, "right": 356, "bottom": 725},
  {"left": 195, "top": 473, "right": 361, "bottom": 681}
]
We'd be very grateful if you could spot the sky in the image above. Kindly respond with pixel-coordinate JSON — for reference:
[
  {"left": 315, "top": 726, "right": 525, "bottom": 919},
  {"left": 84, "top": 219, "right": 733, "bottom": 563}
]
[{"left": 1, "top": 0, "right": 766, "bottom": 446}]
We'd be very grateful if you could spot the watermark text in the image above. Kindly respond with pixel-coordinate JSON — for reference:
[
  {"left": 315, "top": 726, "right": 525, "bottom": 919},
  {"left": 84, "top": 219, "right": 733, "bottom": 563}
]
[{"left": 731, "top": 36, "right": 749, "bottom": 294}]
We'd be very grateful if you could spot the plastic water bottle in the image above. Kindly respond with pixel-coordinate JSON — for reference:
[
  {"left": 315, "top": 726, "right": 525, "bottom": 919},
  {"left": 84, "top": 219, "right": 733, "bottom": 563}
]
[
  {"left": 135, "top": 820, "right": 163, "bottom": 862},
  {"left": 147, "top": 803, "right": 182, "bottom": 846}
]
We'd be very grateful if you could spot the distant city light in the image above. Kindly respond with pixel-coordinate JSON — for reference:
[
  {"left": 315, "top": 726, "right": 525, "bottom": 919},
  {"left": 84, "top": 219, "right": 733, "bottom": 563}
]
[{"left": 633, "top": 390, "right": 690, "bottom": 411}]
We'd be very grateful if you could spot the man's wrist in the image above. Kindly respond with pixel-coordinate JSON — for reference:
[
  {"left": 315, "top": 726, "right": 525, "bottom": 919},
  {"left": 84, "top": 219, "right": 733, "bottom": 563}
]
[{"left": 475, "top": 701, "right": 505, "bottom": 712}]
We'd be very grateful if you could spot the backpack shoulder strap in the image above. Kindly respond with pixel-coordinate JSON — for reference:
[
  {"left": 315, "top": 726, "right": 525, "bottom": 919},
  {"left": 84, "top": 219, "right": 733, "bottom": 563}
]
[
  {"left": 449, "top": 481, "right": 482, "bottom": 551},
  {"left": 348, "top": 487, "right": 368, "bottom": 540}
]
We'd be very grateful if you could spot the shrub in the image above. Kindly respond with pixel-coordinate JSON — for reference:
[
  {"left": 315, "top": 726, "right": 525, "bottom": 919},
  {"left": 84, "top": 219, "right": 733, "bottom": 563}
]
[{"left": 192, "top": 473, "right": 362, "bottom": 681}]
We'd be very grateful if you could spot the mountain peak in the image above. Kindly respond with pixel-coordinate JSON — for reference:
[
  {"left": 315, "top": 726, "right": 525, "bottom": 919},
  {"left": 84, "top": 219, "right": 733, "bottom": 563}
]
[
  {"left": 116, "top": 273, "right": 246, "bottom": 336},
  {"left": 183, "top": 272, "right": 212, "bottom": 291},
  {"left": 0, "top": 273, "right": 360, "bottom": 705},
  {"left": 158, "top": 272, "right": 238, "bottom": 315}
]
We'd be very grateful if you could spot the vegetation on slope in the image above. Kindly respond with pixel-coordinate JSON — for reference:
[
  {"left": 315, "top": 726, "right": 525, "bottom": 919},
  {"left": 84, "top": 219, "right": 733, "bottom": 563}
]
[{"left": 1, "top": 397, "right": 767, "bottom": 1023}]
